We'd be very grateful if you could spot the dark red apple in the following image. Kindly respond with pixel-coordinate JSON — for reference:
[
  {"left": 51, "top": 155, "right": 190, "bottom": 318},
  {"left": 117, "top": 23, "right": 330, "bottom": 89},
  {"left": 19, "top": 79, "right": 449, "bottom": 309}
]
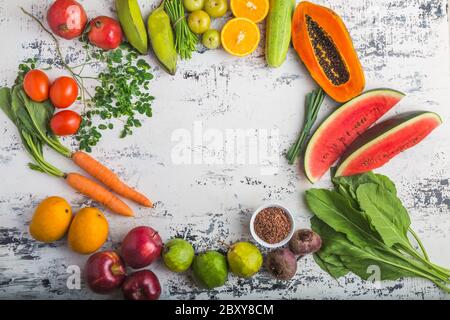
[
  {"left": 121, "top": 226, "right": 163, "bottom": 269},
  {"left": 47, "top": 0, "right": 87, "bottom": 40},
  {"left": 122, "top": 270, "right": 161, "bottom": 300},
  {"left": 88, "top": 16, "right": 123, "bottom": 50},
  {"left": 85, "top": 250, "right": 126, "bottom": 294}
]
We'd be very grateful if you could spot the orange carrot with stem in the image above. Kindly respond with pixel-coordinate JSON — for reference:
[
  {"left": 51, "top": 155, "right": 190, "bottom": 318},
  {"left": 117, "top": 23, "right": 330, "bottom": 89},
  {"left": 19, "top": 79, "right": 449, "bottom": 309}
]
[
  {"left": 71, "top": 151, "right": 153, "bottom": 208},
  {"left": 65, "top": 173, "right": 134, "bottom": 217}
]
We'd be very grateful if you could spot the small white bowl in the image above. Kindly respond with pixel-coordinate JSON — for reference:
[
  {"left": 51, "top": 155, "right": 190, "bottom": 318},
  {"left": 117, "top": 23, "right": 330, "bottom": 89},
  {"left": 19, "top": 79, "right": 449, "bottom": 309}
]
[{"left": 250, "top": 203, "right": 296, "bottom": 248}]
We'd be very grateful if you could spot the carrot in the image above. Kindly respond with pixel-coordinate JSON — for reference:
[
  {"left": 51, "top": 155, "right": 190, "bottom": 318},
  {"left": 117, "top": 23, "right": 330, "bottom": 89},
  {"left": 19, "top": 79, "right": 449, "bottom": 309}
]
[
  {"left": 65, "top": 172, "right": 134, "bottom": 217},
  {"left": 72, "top": 151, "right": 153, "bottom": 208}
]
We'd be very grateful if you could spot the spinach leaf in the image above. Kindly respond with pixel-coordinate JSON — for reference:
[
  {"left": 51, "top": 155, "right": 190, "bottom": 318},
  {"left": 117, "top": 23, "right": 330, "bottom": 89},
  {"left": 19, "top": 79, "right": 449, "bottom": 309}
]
[
  {"left": 0, "top": 87, "right": 16, "bottom": 123},
  {"left": 308, "top": 172, "right": 450, "bottom": 292},
  {"left": 373, "top": 173, "right": 397, "bottom": 195},
  {"left": 311, "top": 215, "right": 417, "bottom": 281},
  {"left": 10, "top": 85, "right": 36, "bottom": 136},
  {"left": 305, "top": 189, "right": 381, "bottom": 250},
  {"left": 311, "top": 217, "right": 350, "bottom": 278},
  {"left": 18, "top": 89, "right": 71, "bottom": 157},
  {"left": 332, "top": 171, "right": 397, "bottom": 200},
  {"left": 356, "top": 183, "right": 411, "bottom": 248}
]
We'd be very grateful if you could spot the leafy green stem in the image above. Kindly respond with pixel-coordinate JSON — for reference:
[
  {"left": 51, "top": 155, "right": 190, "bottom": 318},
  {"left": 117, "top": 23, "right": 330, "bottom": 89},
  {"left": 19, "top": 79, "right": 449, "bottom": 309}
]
[
  {"left": 398, "top": 244, "right": 450, "bottom": 280},
  {"left": 21, "top": 131, "right": 64, "bottom": 178},
  {"left": 408, "top": 228, "right": 430, "bottom": 261},
  {"left": 287, "top": 88, "right": 325, "bottom": 165}
]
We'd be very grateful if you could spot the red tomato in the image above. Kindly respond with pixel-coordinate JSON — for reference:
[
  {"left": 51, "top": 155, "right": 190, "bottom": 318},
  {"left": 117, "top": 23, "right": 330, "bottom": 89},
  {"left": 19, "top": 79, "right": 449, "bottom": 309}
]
[
  {"left": 50, "top": 110, "right": 81, "bottom": 136},
  {"left": 47, "top": 0, "right": 87, "bottom": 40},
  {"left": 49, "top": 76, "right": 78, "bottom": 108},
  {"left": 23, "top": 70, "right": 50, "bottom": 102},
  {"left": 88, "top": 16, "right": 123, "bottom": 50}
]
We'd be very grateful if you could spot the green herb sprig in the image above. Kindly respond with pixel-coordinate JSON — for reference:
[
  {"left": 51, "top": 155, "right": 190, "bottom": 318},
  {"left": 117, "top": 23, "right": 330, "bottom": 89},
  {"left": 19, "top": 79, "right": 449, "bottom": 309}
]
[
  {"left": 307, "top": 171, "right": 450, "bottom": 292},
  {"left": 286, "top": 88, "right": 325, "bottom": 164},
  {"left": 164, "top": 0, "right": 198, "bottom": 60},
  {"left": 75, "top": 44, "right": 154, "bottom": 152}
]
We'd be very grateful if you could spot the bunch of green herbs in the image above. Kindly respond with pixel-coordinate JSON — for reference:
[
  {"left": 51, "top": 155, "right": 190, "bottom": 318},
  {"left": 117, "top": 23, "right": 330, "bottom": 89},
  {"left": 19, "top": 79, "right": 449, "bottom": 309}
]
[
  {"left": 306, "top": 171, "right": 450, "bottom": 292},
  {"left": 75, "top": 43, "right": 154, "bottom": 152},
  {"left": 286, "top": 88, "right": 325, "bottom": 164},
  {"left": 164, "top": 0, "right": 198, "bottom": 60}
]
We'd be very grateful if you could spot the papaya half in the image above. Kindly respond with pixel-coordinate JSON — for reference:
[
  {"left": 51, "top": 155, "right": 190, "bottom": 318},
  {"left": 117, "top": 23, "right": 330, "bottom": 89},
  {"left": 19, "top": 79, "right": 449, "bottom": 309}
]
[{"left": 292, "top": 1, "right": 365, "bottom": 102}]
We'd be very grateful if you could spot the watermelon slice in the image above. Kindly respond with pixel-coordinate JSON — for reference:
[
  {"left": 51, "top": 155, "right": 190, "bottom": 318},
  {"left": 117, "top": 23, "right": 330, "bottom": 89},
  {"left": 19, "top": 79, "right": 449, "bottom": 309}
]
[
  {"left": 335, "top": 112, "right": 442, "bottom": 177},
  {"left": 304, "top": 88, "right": 405, "bottom": 183}
]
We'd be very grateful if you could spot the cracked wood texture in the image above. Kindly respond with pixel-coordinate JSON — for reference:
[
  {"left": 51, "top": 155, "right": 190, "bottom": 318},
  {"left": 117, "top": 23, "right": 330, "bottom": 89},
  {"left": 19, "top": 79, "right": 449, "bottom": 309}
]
[{"left": 0, "top": 0, "right": 449, "bottom": 299}]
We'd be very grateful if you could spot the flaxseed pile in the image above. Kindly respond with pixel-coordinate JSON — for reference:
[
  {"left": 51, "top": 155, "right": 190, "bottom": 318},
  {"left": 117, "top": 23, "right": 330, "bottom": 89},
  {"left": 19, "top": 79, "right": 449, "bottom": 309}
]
[{"left": 254, "top": 207, "right": 291, "bottom": 244}]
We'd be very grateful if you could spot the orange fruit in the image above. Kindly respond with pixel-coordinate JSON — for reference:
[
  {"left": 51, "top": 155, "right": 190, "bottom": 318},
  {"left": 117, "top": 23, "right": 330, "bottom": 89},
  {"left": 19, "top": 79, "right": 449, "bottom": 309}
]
[
  {"left": 230, "top": 0, "right": 269, "bottom": 23},
  {"left": 29, "top": 196, "right": 72, "bottom": 243},
  {"left": 68, "top": 207, "right": 109, "bottom": 254},
  {"left": 221, "top": 18, "right": 261, "bottom": 57}
]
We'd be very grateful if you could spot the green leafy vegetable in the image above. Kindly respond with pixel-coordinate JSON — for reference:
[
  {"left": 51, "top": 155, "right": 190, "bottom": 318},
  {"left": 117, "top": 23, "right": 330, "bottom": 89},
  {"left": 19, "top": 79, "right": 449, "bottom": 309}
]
[
  {"left": 0, "top": 85, "right": 64, "bottom": 177},
  {"left": 164, "top": 0, "right": 198, "bottom": 60},
  {"left": 356, "top": 183, "right": 410, "bottom": 248},
  {"left": 18, "top": 89, "right": 71, "bottom": 157},
  {"left": 306, "top": 189, "right": 379, "bottom": 250},
  {"left": 307, "top": 171, "right": 450, "bottom": 292},
  {"left": 76, "top": 44, "right": 154, "bottom": 152},
  {"left": 286, "top": 88, "right": 325, "bottom": 164}
]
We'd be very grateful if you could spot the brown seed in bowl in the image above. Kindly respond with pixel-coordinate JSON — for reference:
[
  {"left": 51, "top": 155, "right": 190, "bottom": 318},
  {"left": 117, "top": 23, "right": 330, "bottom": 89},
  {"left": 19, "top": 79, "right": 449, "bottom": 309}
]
[{"left": 254, "top": 207, "right": 291, "bottom": 244}]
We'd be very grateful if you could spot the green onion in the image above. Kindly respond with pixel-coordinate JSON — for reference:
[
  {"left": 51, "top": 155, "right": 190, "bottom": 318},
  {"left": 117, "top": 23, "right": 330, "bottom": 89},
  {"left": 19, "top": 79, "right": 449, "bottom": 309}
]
[
  {"left": 286, "top": 88, "right": 325, "bottom": 165},
  {"left": 164, "top": 0, "right": 198, "bottom": 60}
]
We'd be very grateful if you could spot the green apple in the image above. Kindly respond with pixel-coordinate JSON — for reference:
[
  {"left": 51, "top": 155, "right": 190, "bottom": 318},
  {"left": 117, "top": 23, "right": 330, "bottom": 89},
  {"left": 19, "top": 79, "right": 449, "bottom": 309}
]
[
  {"left": 188, "top": 10, "right": 211, "bottom": 34},
  {"left": 183, "top": 0, "right": 205, "bottom": 12},
  {"left": 202, "top": 29, "right": 221, "bottom": 49},
  {"left": 204, "top": 0, "right": 228, "bottom": 18}
]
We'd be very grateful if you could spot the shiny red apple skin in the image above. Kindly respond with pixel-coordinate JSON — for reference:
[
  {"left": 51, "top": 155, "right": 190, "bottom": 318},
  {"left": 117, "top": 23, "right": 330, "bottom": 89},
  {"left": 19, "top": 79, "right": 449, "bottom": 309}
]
[
  {"left": 122, "top": 270, "right": 161, "bottom": 300},
  {"left": 85, "top": 250, "right": 126, "bottom": 294},
  {"left": 121, "top": 226, "right": 163, "bottom": 269}
]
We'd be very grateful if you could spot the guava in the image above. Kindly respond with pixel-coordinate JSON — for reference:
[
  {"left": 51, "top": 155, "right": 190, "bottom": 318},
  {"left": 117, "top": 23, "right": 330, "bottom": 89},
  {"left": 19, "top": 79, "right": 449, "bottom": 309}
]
[
  {"left": 163, "top": 238, "right": 195, "bottom": 272},
  {"left": 192, "top": 251, "right": 228, "bottom": 289},
  {"left": 227, "top": 242, "right": 263, "bottom": 278}
]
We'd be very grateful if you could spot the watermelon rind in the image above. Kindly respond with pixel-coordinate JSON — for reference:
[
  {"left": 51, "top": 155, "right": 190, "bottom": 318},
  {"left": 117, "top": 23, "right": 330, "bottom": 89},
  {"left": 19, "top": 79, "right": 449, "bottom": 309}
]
[
  {"left": 304, "top": 88, "right": 405, "bottom": 183},
  {"left": 335, "top": 111, "right": 442, "bottom": 177}
]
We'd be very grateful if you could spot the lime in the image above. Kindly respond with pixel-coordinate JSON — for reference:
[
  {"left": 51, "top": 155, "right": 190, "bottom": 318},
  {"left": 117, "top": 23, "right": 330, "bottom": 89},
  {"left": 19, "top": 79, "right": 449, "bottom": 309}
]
[
  {"left": 163, "top": 238, "right": 195, "bottom": 272},
  {"left": 227, "top": 242, "right": 262, "bottom": 277},
  {"left": 192, "top": 251, "right": 228, "bottom": 289}
]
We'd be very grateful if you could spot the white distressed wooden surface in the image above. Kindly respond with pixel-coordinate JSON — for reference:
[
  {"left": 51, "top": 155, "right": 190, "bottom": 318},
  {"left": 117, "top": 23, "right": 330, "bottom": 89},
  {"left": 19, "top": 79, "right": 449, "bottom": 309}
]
[{"left": 0, "top": 0, "right": 449, "bottom": 299}]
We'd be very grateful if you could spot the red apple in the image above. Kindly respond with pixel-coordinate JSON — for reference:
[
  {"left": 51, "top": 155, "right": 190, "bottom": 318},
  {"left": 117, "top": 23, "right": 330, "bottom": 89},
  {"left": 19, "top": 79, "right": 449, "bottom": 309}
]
[
  {"left": 85, "top": 250, "right": 126, "bottom": 294},
  {"left": 122, "top": 270, "right": 161, "bottom": 300},
  {"left": 47, "top": 0, "right": 87, "bottom": 40},
  {"left": 121, "top": 226, "right": 163, "bottom": 269},
  {"left": 88, "top": 16, "right": 123, "bottom": 50}
]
